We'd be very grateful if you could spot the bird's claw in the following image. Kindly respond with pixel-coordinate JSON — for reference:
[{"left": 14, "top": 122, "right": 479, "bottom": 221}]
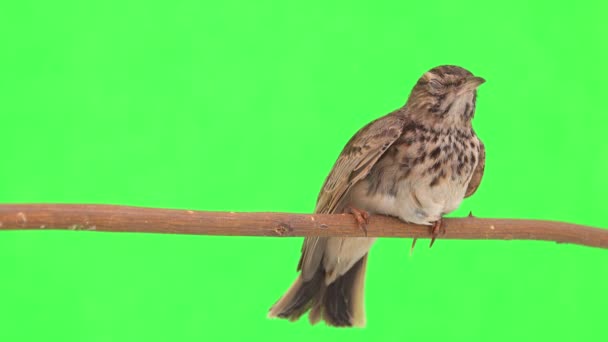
[
  {"left": 410, "top": 238, "right": 417, "bottom": 256},
  {"left": 347, "top": 206, "right": 370, "bottom": 236},
  {"left": 429, "top": 218, "right": 445, "bottom": 248}
]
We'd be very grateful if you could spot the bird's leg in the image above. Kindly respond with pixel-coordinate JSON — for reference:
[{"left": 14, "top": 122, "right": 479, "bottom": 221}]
[
  {"left": 429, "top": 218, "right": 445, "bottom": 248},
  {"left": 346, "top": 206, "right": 370, "bottom": 236},
  {"left": 410, "top": 238, "right": 417, "bottom": 256}
]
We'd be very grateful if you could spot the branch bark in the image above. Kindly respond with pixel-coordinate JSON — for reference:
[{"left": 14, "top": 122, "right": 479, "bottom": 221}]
[{"left": 0, "top": 204, "right": 606, "bottom": 249}]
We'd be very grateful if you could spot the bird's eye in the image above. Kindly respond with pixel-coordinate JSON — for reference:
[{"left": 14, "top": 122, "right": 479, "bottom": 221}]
[{"left": 428, "top": 79, "right": 444, "bottom": 90}]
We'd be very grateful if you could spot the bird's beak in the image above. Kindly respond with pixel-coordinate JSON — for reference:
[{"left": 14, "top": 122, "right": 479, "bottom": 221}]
[
  {"left": 466, "top": 76, "right": 486, "bottom": 88},
  {"left": 458, "top": 76, "right": 485, "bottom": 95}
]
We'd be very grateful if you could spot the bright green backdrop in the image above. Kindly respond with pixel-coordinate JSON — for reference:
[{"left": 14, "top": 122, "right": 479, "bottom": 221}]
[{"left": 1, "top": 1, "right": 607, "bottom": 341}]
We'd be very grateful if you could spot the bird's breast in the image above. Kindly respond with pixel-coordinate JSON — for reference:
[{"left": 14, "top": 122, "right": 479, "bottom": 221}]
[{"left": 349, "top": 127, "right": 480, "bottom": 225}]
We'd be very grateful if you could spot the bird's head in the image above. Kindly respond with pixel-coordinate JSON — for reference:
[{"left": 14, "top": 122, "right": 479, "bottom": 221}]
[{"left": 405, "top": 65, "right": 485, "bottom": 128}]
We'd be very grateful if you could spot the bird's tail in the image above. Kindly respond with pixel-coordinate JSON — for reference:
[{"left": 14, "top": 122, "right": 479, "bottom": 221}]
[{"left": 268, "top": 255, "right": 368, "bottom": 327}]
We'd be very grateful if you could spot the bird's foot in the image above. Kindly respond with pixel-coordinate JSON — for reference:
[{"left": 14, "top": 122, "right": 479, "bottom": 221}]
[
  {"left": 429, "top": 218, "right": 445, "bottom": 248},
  {"left": 347, "top": 206, "right": 370, "bottom": 236}
]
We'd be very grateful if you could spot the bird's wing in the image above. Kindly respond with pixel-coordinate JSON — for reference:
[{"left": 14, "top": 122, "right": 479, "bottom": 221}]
[
  {"left": 465, "top": 140, "right": 485, "bottom": 198},
  {"left": 298, "top": 112, "right": 407, "bottom": 281}
]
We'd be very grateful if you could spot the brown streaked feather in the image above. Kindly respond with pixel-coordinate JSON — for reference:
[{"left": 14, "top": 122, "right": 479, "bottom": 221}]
[
  {"left": 315, "top": 112, "right": 407, "bottom": 214},
  {"left": 319, "top": 254, "right": 368, "bottom": 327},
  {"left": 267, "top": 267, "right": 324, "bottom": 321},
  {"left": 298, "top": 112, "right": 406, "bottom": 280},
  {"left": 298, "top": 236, "right": 326, "bottom": 281},
  {"left": 465, "top": 141, "right": 485, "bottom": 198}
]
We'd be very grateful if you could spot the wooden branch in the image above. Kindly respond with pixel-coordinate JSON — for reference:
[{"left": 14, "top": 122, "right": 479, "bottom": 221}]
[{"left": 0, "top": 204, "right": 606, "bottom": 249}]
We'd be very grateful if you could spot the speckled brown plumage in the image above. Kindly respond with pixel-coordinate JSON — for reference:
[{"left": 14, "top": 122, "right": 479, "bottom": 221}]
[{"left": 269, "top": 65, "right": 486, "bottom": 327}]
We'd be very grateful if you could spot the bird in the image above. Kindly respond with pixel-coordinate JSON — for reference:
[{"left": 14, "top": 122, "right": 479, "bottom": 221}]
[{"left": 268, "top": 65, "right": 486, "bottom": 327}]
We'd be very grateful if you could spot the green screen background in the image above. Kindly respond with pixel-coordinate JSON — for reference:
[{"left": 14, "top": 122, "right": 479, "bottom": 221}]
[{"left": 1, "top": 1, "right": 607, "bottom": 341}]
